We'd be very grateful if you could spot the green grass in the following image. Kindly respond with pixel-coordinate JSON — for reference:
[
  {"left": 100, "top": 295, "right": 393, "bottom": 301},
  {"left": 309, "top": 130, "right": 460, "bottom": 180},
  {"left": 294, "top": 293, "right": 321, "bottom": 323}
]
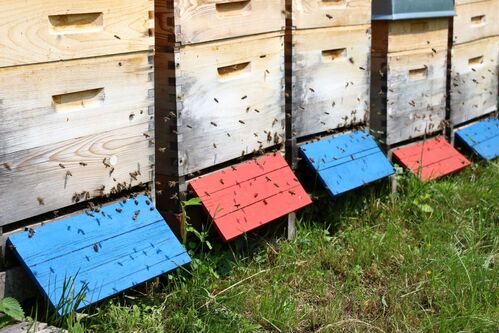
[{"left": 70, "top": 162, "right": 498, "bottom": 332}]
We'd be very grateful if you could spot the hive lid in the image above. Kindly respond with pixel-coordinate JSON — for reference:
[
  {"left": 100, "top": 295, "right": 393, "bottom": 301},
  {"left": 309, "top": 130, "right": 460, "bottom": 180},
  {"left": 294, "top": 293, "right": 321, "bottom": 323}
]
[
  {"left": 372, "top": 0, "right": 456, "bottom": 21},
  {"left": 455, "top": 118, "right": 499, "bottom": 161}
]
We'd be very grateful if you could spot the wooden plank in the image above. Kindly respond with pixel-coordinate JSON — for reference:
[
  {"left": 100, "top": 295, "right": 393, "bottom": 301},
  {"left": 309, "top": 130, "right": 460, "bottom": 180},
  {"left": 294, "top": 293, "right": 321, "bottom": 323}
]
[
  {"left": 7, "top": 195, "right": 191, "bottom": 314},
  {"left": 300, "top": 130, "right": 395, "bottom": 196},
  {"left": 0, "top": 322, "right": 66, "bottom": 333},
  {"left": 0, "top": 124, "right": 153, "bottom": 226},
  {"left": 156, "top": 32, "right": 285, "bottom": 176},
  {"left": 290, "top": 25, "right": 371, "bottom": 138},
  {"left": 0, "top": 53, "right": 154, "bottom": 155},
  {"left": 453, "top": 0, "right": 499, "bottom": 45},
  {"left": 155, "top": 0, "right": 284, "bottom": 45},
  {"left": 384, "top": 19, "right": 449, "bottom": 54},
  {"left": 455, "top": 118, "right": 499, "bottom": 160},
  {"left": 290, "top": 0, "right": 371, "bottom": 29},
  {"left": 0, "top": 0, "right": 153, "bottom": 68},
  {"left": 386, "top": 49, "right": 447, "bottom": 145},
  {"left": 392, "top": 137, "right": 471, "bottom": 181},
  {"left": 189, "top": 154, "right": 312, "bottom": 242},
  {"left": 450, "top": 37, "right": 499, "bottom": 126}
]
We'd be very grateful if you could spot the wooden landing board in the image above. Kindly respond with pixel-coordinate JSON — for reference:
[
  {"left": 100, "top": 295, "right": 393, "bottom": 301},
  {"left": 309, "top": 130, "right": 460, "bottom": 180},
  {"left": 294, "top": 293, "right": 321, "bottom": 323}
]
[
  {"left": 188, "top": 154, "right": 311, "bottom": 242},
  {"left": 299, "top": 130, "right": 395, "bottom": 196},
  {"left": 392, "top": 137, "right": 471, "bottom": 181},
  {"left": 455, "top": 118, "right": 499, "bottom": 161},
  {"left": 7, "top": 195, "right": 190, "bottom": 315}
]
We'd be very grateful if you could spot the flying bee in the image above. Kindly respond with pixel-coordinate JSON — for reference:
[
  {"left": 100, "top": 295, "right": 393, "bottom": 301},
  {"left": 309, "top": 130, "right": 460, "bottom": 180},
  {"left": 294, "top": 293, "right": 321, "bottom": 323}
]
[
  {"left": 211, "top": 121, "right": 218, "bottom": 127},
  {"left": 133, "top": 210, "right": 140, "bottom": 221},
  {"left": 239, "top": 120, "right": 245, "bottom": 124}
]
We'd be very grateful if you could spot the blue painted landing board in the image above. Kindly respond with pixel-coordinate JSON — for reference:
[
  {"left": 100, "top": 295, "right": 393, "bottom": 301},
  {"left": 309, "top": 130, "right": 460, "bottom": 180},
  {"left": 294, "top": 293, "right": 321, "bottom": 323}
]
[
  {"left": 8, "top": 195, "right": 191, "bottom": 315},
  {"left": 300, "top": 130, "right": 395, "bottom": 196},
  {"left": 455, "top": 118, "right": 499, "bottom": 161}
]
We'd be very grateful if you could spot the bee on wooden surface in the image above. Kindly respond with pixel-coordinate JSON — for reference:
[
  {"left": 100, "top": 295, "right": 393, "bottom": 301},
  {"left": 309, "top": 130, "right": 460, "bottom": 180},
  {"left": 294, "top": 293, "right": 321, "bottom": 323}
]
[
  {"left": 116, "top": 208, "right": 123, "bottom": 213},
  {"left": 93, "top": 243, "right": 100, "bottom": 252},
  {"left": 214, "top": 98, "right": 219, "bottom": 103},
  {"left": 143, "top": 132, "right": 150, "bottom": 139},
  {"left": 2, "top": 162, "right": 11, "bottom": 170},
  {"left": 85, "top": 211, "right": 95, "bottom": 218},
  {"left": 213, "top": 143, "right": 217, "bottom": 148},
  {"left": 241, "top": 95, "right": 247, "bottom": 100},
  {"left": 58, "top": 163, "right": 66, "bottom": 169},
  {"left": 102, "top": 158, "right": 111, "bottom": 168},
  {"left": 133, "top": 210, "right": 140, "bottom": 221},
  {"left": 254, "top": 109, "right": 260, "bottom": 113},
  {"left": 37, "top": 197, "right": 45, "bottom": 205},
  {"left": 326, "top": 14, "right": 333, "bottom": 19},
  {"left": 79, "top": 162, "right": 88, "bottom": 167},
  {"left": 186, "top": 124, "right": 193, "bottom": 129},
  {"left": 129, "top": 172, "right": 138, "bottom": 181},
  {"left": 309, "top": 88, "right": 315, "bottom": 93},
  {"left": 211, "top": 121, "right": 218, "bottom": 127},
  {"left": 239, "top": 120, "right": 245, "bottom": 124},
  {"left": 349, "top": 58, "right": 355, "bottom": 64},
  {"left": 129, "top": 113, "right": 135, "bottom": 121},
  {"left": 66, "top": 170, "right": 73, "bottom": 177}
]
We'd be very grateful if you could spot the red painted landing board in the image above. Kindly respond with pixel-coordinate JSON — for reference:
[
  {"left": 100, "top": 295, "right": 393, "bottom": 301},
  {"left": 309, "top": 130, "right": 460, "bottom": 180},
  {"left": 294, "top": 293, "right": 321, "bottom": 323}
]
[
  {"left": 392, "top": 137, "right": 471, "bottom": 181},
  {"left": 189, "top": 154, "right": 312, "bottom": 241}
]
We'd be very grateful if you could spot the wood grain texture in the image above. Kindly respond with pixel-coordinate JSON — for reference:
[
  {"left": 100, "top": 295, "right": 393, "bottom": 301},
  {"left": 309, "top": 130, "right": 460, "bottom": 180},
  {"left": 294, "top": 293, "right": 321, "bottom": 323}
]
[
  {"left": 0, "top": 53, "right": 154, "bottom": 155},
  {"left": 455, "top": 118, "right": 499, "bottom": 160},
  {"left": 8, "top": 195, "right": 190, "bottom": 314},
  {"left": 156, "top": 32, "right": 285, "bottom": 176},
  {"left": 372, "top": 19, "right": 449, "bottom": 54},
  {"left": 300, "top": 130, "right": 395, "bottom": 196},
  {"left": 290, "top": 25, "right": 371, "bottom": 138},
  {"left": 453, "top": 0, "right": 499, "bottom": 45},
  {"left": 392, "top": 137, "right": 471, "bottom": 181},
  {"left": 0, "top": 0, "right": 153, "bottom": 67},
  {"left": 0, "top": 124, "right": 153, "bottom": 226},
  {"left": 290, "top": 0, "right": 371, "bottom": 29},
  {"left": 189, "top": 153, "right": 311, "bottom": 241},
  {"left": 155, "top": 0, "right": 284, "bottom": 45},
  {"left": 450, "top": 37, "right": 499, "bottom": 126},
  {"left": 385, "top": 49, "right": 448, "bottom": 144}
]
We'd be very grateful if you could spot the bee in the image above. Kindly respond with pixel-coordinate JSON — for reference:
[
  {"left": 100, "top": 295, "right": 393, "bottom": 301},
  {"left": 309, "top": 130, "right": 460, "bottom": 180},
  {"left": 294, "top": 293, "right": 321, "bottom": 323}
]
[
  {"left": 246, "top": 107, "right": 251, "bottom": 113},
  {"left": 133, "top": 210, "right": 140, "bottom": 221},
  {"left": 263, "top": 199, "right": 268, "bottom": 205},
  {"left": 254, "top": 109, "right": 260, "bottom": 113},
  {"left": 143, "top": 132, "right": 150, "bottom": 138},
  {"left": 2, "top": 162, "right": 11, "bottom": 170},
  {"left": 79, "top": 162, "right": 88, "bottom": 167},
  {"left": 309, "top": 88, "right": 315, "bottom": 93},
  {"left": 241, "top": 95, "right": 247, "bottom": 100},
  {"left": 349, "top": 58, "right": 355, "bottom": 64},
  {"left": 93, "top": 243, "right": 100, "bottom": 252},
  {"left": 129, "top": 113, "right": 135, "bottom": 121},
  {"left": 432, "top": 48, "right": 437, "bottom": 54},
  {"left": 109, "top": 168, "right": 115, "bottom": 176},
  {"left": 115, "top": 208, "right": 123, "bottom": 213},
  {"left": 211, "top": 121, "right": 218, "bottom": 127},
  {"left": 186, "top": 124, "right": 193, "bottom": 129},
  {"left": 239, "top": 120, "right": 245, "bottom": 124},
  {"left": 85, "top": 210, "right": 95, "bottom": 217},
  {"left": 219, "top": 179, "right": 224, "bottom": 185},
  {"left": 288, "top": 190, "right": 296, "bottom": 196},
  {"left": 59, "top": 163, "right": 66, "bottom": 169},
  {"left": 26, "top": 227, "right": 36, "bottom": 238},
  {"left": 326, "top": 14, "right": 333, "bottom": 19},
  {"left": 37, "top": 197, "right": 45, "bottom": 205},
  {"left": 114, "top": 35, "right": 121, "bottom": 40},
  {"left": 129, "top": 172, "right": 138, "bottom": 180},
  {"left": 66, "top": 170, "right": 73, "bottom": 177},
  {"left": 102, "top": 158, "right": 111, "bottom": 168},
  {"left": 214, "top": 98, "right": 219, "bottom": 103},
  {"left": 213, "top": 143, "right": 217, "bottom": 148},
  {"left": 359, "top": 67, "right": 366, "bottom": 71}
]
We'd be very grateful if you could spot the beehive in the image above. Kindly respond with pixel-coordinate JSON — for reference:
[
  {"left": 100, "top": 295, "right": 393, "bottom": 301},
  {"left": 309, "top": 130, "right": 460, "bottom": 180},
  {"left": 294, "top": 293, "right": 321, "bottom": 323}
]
[
  {"left": 0, "top": 1, "right": 154, "bottom": 226},
  {"left": 370, "top": 18, "right": 450, "bottom": 146}
]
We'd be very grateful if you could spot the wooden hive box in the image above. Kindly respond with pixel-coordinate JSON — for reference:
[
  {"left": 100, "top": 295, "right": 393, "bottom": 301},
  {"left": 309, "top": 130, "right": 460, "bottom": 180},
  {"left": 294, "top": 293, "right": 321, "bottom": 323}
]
[
  {"left": 370, "top": 19, "right": 449, "bottom": 146},
  {"left": 0, "top": 0, "right": 154, "bottom": 67},
  {"left": 449, "top": 36, "right": 499, "bottom": 126},
  {"left": 155, "top": 0, "right": 285, "bottom": 45},
  {"left": 0, "top": 53, "right": 154, "bottom": 226},
  {"left": 288, "top": 24, "right": 371, "bottom": 139},
  {"left": 287, "top": 0, "right": 371, "bottom": 30},
  {"left": 453, "top": 0, "right": 499, "bottom": 46},
  {"left": 155, "top": 32, "right": 285, "bottom": 179}
]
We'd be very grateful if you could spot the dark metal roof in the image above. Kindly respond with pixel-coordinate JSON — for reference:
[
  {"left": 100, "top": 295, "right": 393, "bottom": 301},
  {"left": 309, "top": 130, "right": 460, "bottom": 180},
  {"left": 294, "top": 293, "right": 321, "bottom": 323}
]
[{"left": 372, "top": 0, "right": 456, "bottom": 21}]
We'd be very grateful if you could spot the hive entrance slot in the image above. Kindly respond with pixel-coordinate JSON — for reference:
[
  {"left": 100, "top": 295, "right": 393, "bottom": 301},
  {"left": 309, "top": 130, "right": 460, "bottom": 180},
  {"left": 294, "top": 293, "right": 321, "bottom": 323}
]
[
  {"left": 215, "top": 1, "right": 252, "bottom": 17},
  {"left": 471, "top": 15, "right": 486, "bottom": 26},
  {"left": 52, "top": 88, "right": 105, "bottom": 112},
  {"left": 468, "top": 56, "right": 483, "bottom": 67},
  {"left": 322, "top": 48, "right": 347, "bottom": 61},
  {"left": 409, "top": 67, "right": 427, "bottom": 80},
  {"left": 49, "top": 12, "right": 103, "bottom": 35},
  {"left": 217, "top": 62, "right": 251, "bottom": 80},
  {"left": 321, "top": 0, "right": 346, "bottom": 7}
]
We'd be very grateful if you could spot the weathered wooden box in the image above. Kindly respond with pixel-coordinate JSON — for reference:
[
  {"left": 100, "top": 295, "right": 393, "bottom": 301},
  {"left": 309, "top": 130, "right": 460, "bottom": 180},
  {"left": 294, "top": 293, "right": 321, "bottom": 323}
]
[
  {"left": 450, "top": 36, "right": 499, "bottom": 126},
  {"left": 453, "top": 0, "right": 499, "bottom": 45},
  {"left": 155, "top": 32, "right": 285, "bottom": 177},
  {"left": 0, "top": 53, "right": 154, "bottom": 225},
  {"left": 288, "top": 25, "right": 371, "bottom": 138},
  {"left": 287, "top": 0, "right": 371, "bottom": 29},
  {"left": 0, "top": 0, "right": 153, "bottom": 67},
  {"left": 371, "top": 19, "right": 449, "bottom": 145},
  {"left": 155, "top": 0, "right": 285, "bottom": 45}
]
